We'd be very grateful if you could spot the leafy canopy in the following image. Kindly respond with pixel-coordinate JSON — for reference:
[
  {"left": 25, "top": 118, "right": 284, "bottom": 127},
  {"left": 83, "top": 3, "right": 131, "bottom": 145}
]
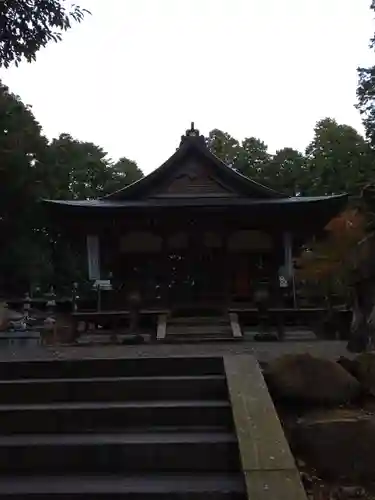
[
  {"left": 0, "top": 0, "right": 89, "bottom": 68},
  {"left": 0, "top": 81, "right": 143, "bottom": 293},
  {"left": 357, "top": 1, "right": 375, "bottom": 145}
]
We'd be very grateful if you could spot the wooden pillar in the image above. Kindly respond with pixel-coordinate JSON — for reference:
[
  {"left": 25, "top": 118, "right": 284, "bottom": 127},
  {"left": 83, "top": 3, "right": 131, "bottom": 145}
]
[
  {"left": 222, "top": 229, "right": 231, "bottom": 308},
  {"left": 87, "top": 234, "right": 101, "bottom": 280},
  {"left": 283, "top": 231, "right": 297, "bottom": 308},
  {"left": 283, "top": 231, "right": 293, "bottom": 280},
  {"left": 160, "top": 232, "right": 169, "bottom": 308}
]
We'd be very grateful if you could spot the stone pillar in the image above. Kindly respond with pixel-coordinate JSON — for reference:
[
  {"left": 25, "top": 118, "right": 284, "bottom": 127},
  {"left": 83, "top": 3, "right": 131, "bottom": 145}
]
[{"left": 87, "top": 234, "right": 101, "bottom": 280}]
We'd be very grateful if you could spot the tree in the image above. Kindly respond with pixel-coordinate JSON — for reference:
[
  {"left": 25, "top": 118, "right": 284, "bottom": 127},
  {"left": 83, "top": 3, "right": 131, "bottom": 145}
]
[
  {"left": 296, "top": 208, "right": 366, "bottom": 297},
  {"left": 103, "top": 157, "right": 144, "bottom": 194},
  {"left": 262, "top": 148, "right": 305, "bottom": 195},
  {"left": 206, "top": 129, "right": 241, "bottom": 167},
  {"left": 357, "top": 1, "right": 375, "bottom": 146},
  {"left": 304, "top": 118, "right": 375, "bottom": 196},
  {"left": 0, "top": 0, "right": 89, "bottom": 68},
  {"left": 0, "top": 81, "right": 143, "bottom": 293},
  {"left": 0, "top": 81, "right": 49, "bottom": 292},
  {"left": 45, "top": 134, "right": 112, "bottom": 200},
  {"left": 45, "top": 135, "right": 143, "bottom": 200},
  {"left": 236, "top": 137, "right": 270, "bottom": 181},
  {"left": 42, "top": 136, "right": 143, "bottom": 289}
]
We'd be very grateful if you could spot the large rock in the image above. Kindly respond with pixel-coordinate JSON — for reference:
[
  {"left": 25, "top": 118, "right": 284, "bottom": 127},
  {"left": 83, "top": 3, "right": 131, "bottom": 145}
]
[
  {"left": 291, "top": 409, "right": 375, "bottom": 480},
  {"left": 352, "top": 352, "right": 375, "bottom": 396},
  {"left": 265, "top": 353, "right": 361, "bottom": 404}
]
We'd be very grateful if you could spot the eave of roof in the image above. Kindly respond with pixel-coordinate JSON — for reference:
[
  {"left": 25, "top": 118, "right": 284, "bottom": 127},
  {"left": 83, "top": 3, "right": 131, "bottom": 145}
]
[{"left": 42, "top": 193, "right": 348, "bottom": 209}]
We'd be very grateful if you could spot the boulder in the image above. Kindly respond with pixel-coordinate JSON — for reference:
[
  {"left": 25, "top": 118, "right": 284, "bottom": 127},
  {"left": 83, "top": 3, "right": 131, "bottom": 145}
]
[
  {"left": 291, "top": 409, "right": 375, "bottom": 480},
  {"left": 351, "top": 352, "right": 375, "bottom": 396},
  {"left": 266, "top": 353, "right": 361, "bottom": 404},
  {"left": 337, "top": 356, "right": 357, "bottom": 376}
]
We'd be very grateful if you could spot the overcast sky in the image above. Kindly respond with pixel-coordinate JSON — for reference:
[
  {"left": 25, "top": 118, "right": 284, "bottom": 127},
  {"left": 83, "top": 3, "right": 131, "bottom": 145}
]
[{"left": 1, "top": 0, "right": 374, "bottom": 173}]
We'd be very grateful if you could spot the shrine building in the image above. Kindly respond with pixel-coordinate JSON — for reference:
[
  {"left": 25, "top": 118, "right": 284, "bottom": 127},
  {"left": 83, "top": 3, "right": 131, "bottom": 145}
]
[{"left": 43, "top": 124, "right": 347, "bottom": 313}]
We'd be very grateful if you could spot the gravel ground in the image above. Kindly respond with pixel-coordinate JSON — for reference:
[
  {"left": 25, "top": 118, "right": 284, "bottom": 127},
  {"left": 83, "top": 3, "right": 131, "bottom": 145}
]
[{"left": 0, "top": 340, "right": 352, "bottom": 363}]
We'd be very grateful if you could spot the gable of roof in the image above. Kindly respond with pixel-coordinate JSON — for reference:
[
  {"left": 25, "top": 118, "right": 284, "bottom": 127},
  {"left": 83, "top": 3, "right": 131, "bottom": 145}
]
[{"left": 103, "top": 124, "right": 285, "bottom": 201}]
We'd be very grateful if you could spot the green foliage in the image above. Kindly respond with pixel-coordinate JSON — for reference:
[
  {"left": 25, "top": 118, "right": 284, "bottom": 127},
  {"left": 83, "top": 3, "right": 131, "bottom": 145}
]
[
  {"left": 304, "top": 118, "right": 375, "bottom": 196},
  {"left": 263, "top": 148, "right": 305, "bottom": 196},
  {"left": 46, "top": 134, "right": 111, "bottom": 200},
  {"left": 105, "top": 158, "right": 144, "bottom": 194},
  {"left": 0, "top": 81, "right": 49, "bottom": 293},
  {"left": 357, "top": 1, "right": 375, "bottom": 145},
  {"left": 207, "top": 119, "right": 375, "bottom": 197},
  {"left": 0, "top": 81, "right": 143, "bottom": 294},
  {"left": 0, "top": 0, "right": 89, "bottom": 68},
  {"left": 44, "top": 136, "right": 144, "bottom": 200},
  {"left": 237, "top": 137, "right": 270, "bottom": 180},
  {"left": 206, "top": 129, "right": 241, "bottom": 167}
]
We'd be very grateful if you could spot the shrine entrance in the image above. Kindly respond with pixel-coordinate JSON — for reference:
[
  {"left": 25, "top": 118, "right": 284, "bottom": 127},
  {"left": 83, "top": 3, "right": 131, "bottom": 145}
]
[
  {"left": 165, "top": 249, "right": 225, "bottom": 307},
  {"left": 110, "top": 227, "right": 281, "bottom": 310}
]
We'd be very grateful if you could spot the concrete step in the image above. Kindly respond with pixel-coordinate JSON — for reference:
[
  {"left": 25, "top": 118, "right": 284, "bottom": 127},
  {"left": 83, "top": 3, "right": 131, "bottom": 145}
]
[
  {"left": 0, "top": 401, "right": 233, "bottom": 433},
  {"left": 0, "top": 474, "right": 246, "bottom": 499},
  {"left": 0, "top": 375, "right": 227, "bottom": 404},
  {"left": 0, "top": 356, "right": 225, "bottom": 380},
  {"left": 0, "top": 432, "right": 241, "bottom": 474}
]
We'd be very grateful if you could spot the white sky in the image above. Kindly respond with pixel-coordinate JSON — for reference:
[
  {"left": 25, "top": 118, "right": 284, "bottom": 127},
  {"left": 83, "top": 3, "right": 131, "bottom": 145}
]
[{"left": 1, "top": 0, "right": 374, "bottom": 173}]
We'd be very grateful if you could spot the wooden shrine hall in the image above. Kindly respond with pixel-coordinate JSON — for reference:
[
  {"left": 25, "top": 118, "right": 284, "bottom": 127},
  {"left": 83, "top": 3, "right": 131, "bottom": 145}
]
[{"left": 43, "top": 124, "right": 347, "bottom": 340}]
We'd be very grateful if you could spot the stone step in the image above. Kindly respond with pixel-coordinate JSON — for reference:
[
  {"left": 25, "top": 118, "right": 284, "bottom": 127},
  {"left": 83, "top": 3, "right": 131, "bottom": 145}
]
[
  {"left": 0, "top": 400, "right": 233, "bottom": 433},
  {"left": 170, "top": 316, "right": 229, "bottom": 325},
  {"left": 168, "top": 326, "right": 232, "bottom": 336},
  {"left": 0, "top": 474, "right": 246, "bottom": 499},
  {"left": 0, "top": 375, "right": 227, "bottom": 404},
  {"left": 0, "top": 356, "right": 224, "bottom": 380},
  {"left": 0, "top": 432, "right": 241, "bottom": 474},
  {"left": 163, "top": 335, "right": 243, "bottom": 344}
]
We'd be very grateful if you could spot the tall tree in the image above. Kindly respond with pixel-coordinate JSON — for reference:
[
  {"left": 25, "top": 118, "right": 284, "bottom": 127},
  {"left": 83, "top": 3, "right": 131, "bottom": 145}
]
[
  {"left": 357, "top": 1, "right": 375, "bottom": 146},
  {"left": 104, "top": 157, "right": 144, "bottom": 194},
  {"left": 0, "top": 0, "right": 89, "bottom": 68},
  {"left": 206, "top": 129, "right": 241, "bottom": 167},
  {"left": 236, "top": 137, "right": 270, "bottom": 180},
  {"left": 0, "top": 81, "right": 49, "bottom": 292},
  {"left": 263, "top": 148, "right": 306, "bottom": 195},
  {"left": 45, "top": 135, "right": 143, "bottom": 199},
  {"left": 206, "top": 130, "right": 271, "bottom": 182},
  {"left": 304, "top": 118, "right": 374, "bottom": 196},
  {"left": 0, "top": 82, "right": 144, "bottom": 293},
  {"left": 45, "top": 134, "right": 112, "bottom": 200}
]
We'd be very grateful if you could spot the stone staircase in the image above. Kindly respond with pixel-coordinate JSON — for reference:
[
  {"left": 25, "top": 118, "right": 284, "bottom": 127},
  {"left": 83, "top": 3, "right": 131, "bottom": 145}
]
[
  {"left": 160, "top": 314, "right": 243, "bottom": 343},
  {"left": 0, "top": 356, "right": 247, "bottom": 499}
]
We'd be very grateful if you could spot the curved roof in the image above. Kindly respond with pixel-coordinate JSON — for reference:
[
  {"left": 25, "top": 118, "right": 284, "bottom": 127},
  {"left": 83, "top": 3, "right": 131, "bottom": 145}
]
[
  {"left": 102, "top": 125, "right": 285, "bottom": 201},
  {"left": 43, "top": 124, "right": 348, "bottom": 226}
]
